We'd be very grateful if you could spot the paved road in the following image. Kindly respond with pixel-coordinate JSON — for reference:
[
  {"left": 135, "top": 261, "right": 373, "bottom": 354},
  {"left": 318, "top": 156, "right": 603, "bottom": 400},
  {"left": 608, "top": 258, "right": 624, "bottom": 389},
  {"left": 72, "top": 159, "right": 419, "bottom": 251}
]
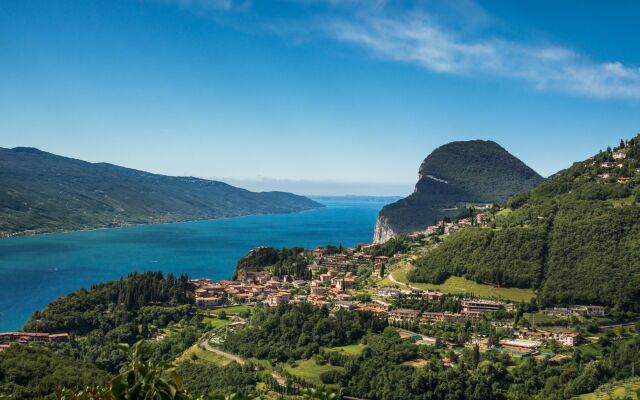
[
  {"left": 198, "top": 336, "right": 287, "bottom": 386},
  {"left": 598, "top": 321, "right": 640, "bottom": 330},
  {"left": 199, "top": 339, "right": 245, "bottom": 365},
  {"left": 388, "top": 271, "right": 422, "bottom": 291},
  {"left": 387, "top": 272, "right": 405, "bottom": 287}
]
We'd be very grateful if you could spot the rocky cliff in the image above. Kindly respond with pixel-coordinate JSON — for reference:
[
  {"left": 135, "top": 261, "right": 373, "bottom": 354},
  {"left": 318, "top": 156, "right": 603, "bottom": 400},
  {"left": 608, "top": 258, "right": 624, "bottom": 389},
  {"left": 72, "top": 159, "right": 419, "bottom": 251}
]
[
  {"left": 373, "top": 215, "right": 397, "bottom": 244},
  {"left": 373, "top": 140, "right": 543, "bottom": 243}
]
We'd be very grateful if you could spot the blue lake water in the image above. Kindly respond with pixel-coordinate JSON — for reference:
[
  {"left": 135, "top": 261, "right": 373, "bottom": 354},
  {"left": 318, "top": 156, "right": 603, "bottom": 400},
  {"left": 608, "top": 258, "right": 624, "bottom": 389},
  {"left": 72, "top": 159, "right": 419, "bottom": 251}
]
[{"left": 0, "top": 198, "right": 391, "bottom": 331}]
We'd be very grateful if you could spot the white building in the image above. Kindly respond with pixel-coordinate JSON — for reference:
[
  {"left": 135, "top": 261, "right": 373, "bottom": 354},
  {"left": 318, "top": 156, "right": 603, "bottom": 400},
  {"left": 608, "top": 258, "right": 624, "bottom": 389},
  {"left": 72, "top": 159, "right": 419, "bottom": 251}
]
[
  {"left": 553, "top": 331, "right": 580, "bottom": 347},
  {"left": 377, "top": 288, "right": 401, "bottom": 298}
]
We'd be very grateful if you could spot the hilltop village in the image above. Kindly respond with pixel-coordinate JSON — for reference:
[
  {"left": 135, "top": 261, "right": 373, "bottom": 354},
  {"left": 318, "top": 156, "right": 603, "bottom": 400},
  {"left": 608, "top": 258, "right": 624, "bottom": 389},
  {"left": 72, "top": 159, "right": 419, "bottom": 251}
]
[{"left": 190, "top": 226, "right": 607, "bottom": 363}]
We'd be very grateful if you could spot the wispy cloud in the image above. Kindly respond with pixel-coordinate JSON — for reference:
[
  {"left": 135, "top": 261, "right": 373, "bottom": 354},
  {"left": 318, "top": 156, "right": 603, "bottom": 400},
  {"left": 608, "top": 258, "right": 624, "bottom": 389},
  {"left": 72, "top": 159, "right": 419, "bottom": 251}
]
[
  {"left": 160, "top": 0, "right": 640, "bottom": 100},
  {"left": 155, "top": 0, "right": 250, "bottom": 12},
  {"left": 328, "top": 10, "right": 640, "bottom": 99}
]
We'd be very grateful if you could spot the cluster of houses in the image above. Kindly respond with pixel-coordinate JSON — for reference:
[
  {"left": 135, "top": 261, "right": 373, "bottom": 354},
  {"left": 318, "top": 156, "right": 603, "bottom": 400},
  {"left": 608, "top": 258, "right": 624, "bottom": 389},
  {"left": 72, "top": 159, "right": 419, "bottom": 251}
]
[
  {"left": 191, "top": 247, "right": 393, "bottom": 310},
  {"left": 383, "top": 295, "right": 510, "bottom": 326},
  {"left": 373, "top": 289, "right": 585, "bottom": 354},
  {"left": 543, "top": 305, "right": 606, "bottom": 318},
  {"left": 471, "top": 327, "right": 580, "bottom": 362},
  {"left": 309, "top": 248, "right": 391, "bottom": 278},
  {"left": 405, "top": 210, "right": 490, "bottom": 240},
  {"left": 306, "top": 248, "right": 391, "bottom": 308},
  {"left": 0, "top": 331, "right": 69, "bottom": 352},
  {"left": 191, "top": 272, "right": 304, "bottom": 309},
  {"left": 191, "top": 244, "right": 593, "bottom": 357},
  {"left": 597, "top": 149, "right": 640, "bottom": 182}
]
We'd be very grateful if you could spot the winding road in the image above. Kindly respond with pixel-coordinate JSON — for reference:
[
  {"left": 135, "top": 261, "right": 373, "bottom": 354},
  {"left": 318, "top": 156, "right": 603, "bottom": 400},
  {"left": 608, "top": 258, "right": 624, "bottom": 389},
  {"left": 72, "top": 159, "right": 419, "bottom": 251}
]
[{"left": 197, "top": 335, "right": 287, "bottom": 386}]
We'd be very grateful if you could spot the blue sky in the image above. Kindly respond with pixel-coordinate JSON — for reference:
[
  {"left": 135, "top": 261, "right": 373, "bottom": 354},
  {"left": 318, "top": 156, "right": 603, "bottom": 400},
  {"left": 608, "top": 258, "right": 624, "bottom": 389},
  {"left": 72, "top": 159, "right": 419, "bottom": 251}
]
[{"left": 1, "top": 0, "right": 639, "bottom": 195}]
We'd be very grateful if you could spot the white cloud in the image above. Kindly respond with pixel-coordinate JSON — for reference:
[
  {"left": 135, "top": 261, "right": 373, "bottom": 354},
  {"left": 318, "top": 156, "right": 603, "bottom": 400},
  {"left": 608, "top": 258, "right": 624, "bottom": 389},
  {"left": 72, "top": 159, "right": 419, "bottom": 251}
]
[
  {"left": 328, "top": 12, "right": 640, "bottom": 99},
  {"left": 155, "top": 0, "right": 250, "bottom": 12},
  {"left": 160, "top": 0, "right": 640, "bottom": 100}
]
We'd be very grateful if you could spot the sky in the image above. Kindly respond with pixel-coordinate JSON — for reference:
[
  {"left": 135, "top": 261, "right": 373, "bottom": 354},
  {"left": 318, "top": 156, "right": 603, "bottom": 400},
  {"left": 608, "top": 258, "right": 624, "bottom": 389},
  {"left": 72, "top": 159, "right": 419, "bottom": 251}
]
[{"left": 1, "top": 0, "right": 639, "bottom": 196}]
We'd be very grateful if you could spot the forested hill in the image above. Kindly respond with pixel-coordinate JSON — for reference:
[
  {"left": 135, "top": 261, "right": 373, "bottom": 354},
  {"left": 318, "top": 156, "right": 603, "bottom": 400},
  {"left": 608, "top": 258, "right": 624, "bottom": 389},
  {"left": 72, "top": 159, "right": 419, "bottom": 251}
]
[
  {"left": 409, "top": 135, "right": 640, "bottom": 310},
  {"left": 374, "top": 140, "right": 543, "bottom": 242},
  {"left": 0, "top": 147, "right": 322, "bottom": 236}
]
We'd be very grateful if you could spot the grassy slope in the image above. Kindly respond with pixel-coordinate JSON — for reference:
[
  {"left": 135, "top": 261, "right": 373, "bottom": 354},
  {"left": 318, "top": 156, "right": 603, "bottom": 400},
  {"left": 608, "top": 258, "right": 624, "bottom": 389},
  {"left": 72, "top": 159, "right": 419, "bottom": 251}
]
[
  {"left": 283, "top": 359, "right": 344, "bottom": 387},
  {"left": 322, "top": 344, "right": 365, "bottom": 356},
  {"left": 577, "top": 378, "right": 640, "bottom": 400},
  {"left": 176, "top": 343, "right": 232, "bottom": 367},
  {"left": 381, "top": 261, "right": 535, "bottom": 303},
  {"left": 202, "top": 317, "right": 233, "bottom": 329}
]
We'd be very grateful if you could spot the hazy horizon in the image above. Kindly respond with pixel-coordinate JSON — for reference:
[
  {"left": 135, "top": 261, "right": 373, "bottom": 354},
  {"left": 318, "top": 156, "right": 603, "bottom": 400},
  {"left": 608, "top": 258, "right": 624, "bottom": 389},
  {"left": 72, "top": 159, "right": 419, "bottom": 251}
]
[{"left": 221, "top": 177, "right": 413, "bottom": 197}]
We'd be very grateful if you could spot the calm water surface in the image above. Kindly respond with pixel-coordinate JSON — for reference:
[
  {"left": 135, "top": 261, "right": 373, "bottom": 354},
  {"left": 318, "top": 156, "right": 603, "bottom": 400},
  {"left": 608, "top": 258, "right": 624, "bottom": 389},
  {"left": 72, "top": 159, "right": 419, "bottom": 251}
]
[{"left": 0, "top": 198, "right": 390, "bottom": 331}]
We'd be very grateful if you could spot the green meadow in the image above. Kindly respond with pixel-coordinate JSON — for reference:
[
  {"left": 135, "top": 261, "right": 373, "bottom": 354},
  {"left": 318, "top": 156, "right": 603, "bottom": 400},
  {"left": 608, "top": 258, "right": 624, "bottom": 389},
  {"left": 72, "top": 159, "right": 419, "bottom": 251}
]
[{"left": 381, "top": 262, "right": 535, "bottom": 303}]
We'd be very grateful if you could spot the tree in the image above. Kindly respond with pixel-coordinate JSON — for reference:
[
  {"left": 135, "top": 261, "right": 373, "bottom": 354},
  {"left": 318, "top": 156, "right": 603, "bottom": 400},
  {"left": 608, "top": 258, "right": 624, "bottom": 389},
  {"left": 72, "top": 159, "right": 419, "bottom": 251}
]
[
  {"left": 110, "top": 341, "right": 191, "bottom": 400},
  {"left": 302, "top": 388, "right": 341, "bottom": 400}
]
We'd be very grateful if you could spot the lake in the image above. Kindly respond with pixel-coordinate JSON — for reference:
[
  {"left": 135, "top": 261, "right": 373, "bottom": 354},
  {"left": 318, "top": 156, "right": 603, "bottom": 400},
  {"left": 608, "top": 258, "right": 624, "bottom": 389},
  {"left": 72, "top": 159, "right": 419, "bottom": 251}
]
[{"left": 0, "top": 197, "right": 392, "bottom": 331}]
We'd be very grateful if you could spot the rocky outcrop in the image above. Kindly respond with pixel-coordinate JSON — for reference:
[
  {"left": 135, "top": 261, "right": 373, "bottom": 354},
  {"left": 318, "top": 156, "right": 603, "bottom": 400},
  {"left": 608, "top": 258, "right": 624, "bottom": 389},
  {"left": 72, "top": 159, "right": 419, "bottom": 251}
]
[
  {"left": 373, "top": 215, "right": 397, "bottom": 244},
  {"left": 374, "top": 140, "right": 544, "bottom": 242}
]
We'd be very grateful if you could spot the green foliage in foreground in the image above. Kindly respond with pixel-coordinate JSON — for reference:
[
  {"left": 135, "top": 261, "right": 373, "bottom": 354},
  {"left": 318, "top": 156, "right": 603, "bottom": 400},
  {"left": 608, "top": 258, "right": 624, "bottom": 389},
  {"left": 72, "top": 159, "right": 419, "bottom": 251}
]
[
  {"left": 49, "top": 341, "right": 341, "bottom": 400},
  {"left": 0, "top": 345, "right": 110, "bottom": 399}
]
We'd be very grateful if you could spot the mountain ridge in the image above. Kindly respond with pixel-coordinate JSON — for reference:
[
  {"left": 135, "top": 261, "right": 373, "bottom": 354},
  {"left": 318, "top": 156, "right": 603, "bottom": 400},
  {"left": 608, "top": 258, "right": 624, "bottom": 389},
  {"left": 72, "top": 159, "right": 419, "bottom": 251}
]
[{"left": 0, "top": 147, "right": 322, "bottom": 237}]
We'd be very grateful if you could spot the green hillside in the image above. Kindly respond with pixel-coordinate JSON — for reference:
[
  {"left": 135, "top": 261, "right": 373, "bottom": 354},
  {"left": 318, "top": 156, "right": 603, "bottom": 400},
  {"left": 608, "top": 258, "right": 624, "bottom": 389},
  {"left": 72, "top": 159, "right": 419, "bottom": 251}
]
[
  {"left": 376, "top": 140, "right": 543, "bottom": 238},
  {"left": 409, "top": 135, "right": 640, "bottom": 309},
  {"left": 0, "top": 147, "right": 322, "bottom": 236}
]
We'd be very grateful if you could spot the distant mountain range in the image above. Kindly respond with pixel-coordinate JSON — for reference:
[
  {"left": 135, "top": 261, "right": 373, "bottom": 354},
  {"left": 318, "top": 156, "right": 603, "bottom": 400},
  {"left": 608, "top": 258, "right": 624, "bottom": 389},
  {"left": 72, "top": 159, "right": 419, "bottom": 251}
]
[
  {"left": 0, "top": 147, "right": 322, "bottom": 236},
  {"left": 374, "top": 140, "right": 543, "bottom": 242}
]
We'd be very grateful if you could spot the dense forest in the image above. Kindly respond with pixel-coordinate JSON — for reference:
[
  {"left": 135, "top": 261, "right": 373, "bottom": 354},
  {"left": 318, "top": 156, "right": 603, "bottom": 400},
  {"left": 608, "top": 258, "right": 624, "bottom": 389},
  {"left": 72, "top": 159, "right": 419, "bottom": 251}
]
[
  {"left": 409, "top": 136, "right": 640, "bottom": 309},
  {"left": 22, "top": 272, "right": 205, "bottom": 374},
  {"left": 222, "top": 303, "right": 387, "bottom": 362},
  {"left": 0, "top": 345, "right": 110, "bottom": 399},
  {"left": 176, "top": 362, "right": 260, "bottom": 397},
  {"left": 25, "top": 272, "right": 195, "bottom": 335},
  {"left": 234, "top": 246, "right": 312, "bottom": 280}
]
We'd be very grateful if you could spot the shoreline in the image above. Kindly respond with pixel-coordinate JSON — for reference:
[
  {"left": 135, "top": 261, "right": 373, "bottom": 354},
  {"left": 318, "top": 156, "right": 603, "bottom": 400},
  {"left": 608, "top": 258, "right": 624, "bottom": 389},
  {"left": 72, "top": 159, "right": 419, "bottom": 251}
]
[
  {"left": 0, "top": 198, "right": 385, "bottom": 331},
  {"left": 0, "top": 205, "right": 325, "bottom": 241}
]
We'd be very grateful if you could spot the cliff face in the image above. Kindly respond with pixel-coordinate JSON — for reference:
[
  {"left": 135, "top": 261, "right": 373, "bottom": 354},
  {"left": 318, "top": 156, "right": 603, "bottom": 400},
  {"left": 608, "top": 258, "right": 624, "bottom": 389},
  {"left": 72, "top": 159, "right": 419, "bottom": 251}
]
[
  {"left": 373, "top": 215, "right": 397, "bottom": 244},
  {"left": 374, "top": 140, "right": 543, "bottom": 243}
]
